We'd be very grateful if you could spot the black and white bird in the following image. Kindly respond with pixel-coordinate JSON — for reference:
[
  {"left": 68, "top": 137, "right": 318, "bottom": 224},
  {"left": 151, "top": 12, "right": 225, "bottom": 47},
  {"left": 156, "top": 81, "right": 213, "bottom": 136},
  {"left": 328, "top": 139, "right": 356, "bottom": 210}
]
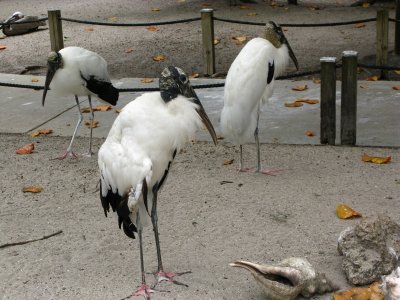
[
  {"left": 1, "top": 11, "right": 46, "bottom": 36},
  {"left": 98, "top": 66, "right": 217, "bottom": 299},
  {"left": 42, "top": 46, "right": 119, "bottom": 159},
  {"left": 220, "top": 21, "right": 298, "bottom": 175}
]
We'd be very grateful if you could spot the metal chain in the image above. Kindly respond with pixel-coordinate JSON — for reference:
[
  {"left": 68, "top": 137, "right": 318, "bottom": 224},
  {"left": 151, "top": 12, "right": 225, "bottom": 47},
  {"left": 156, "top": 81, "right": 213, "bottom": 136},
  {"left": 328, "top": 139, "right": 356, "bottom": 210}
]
[{"left": 59, "top": 17, "right": 201, "bottom": 27}]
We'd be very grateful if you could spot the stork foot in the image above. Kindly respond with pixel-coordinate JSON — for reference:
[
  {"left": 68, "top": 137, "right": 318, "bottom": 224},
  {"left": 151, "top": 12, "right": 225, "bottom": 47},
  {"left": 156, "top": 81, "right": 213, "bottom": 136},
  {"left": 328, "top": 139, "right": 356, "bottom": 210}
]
[
  {"left": 52, "top": 150, "right": 79, "bottom": 160},
  {"left": 237, "top": 167, "right": 281, "bottom": 176},
  {"left": 154, "top": 271, "right": 191, "bottom": 287},
  {"left": 80, "top": 150, "right": 94, "bottom": 158},
  {"left": 121, "top": 284, "right": 155, "bottom": 300}
]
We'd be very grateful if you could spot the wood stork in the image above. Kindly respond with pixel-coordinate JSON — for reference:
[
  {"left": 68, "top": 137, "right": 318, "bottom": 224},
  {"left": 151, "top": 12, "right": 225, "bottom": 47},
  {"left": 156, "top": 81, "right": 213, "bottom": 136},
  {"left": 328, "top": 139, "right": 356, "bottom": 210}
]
[
  {"left": 98, "top": 66, "right": 217, "bottom": 299},
  {"left": 1, "top": 11, "right": 46, "bottom": 36},
  {"left": 42, "top": 46, "right": 118, "bottom": 159},
  {"left": 220, "top": 21, "right": 299, "bottom": 175}
]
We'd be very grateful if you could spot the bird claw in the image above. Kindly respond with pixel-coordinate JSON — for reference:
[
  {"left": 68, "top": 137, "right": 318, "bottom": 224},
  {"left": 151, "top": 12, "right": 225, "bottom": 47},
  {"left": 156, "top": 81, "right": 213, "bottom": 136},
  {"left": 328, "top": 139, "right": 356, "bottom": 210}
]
[
  {"left": 52, "top": 150, "right": 78, "bottom": 160},
  {"left": 121, "top": 284, "right": 154, "bottom": 300},
  {"left": 154, "top": 271, "right": 191, "bottom": 287},
  {"left": 237, "top": 167, "right": 282, "bottom": 176}
]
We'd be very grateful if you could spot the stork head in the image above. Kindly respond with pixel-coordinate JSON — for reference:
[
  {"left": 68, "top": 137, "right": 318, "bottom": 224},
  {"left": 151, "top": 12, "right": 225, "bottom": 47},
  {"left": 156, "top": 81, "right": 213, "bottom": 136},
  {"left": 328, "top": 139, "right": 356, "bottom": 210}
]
[
  {"left": 4, "top": 12, "right": 24, "bottom": 23},
  {"left": 159, "top": 66, "right": 218, "bottom": 145},
  {"left": 265, "top": 21, "right": 299, "bottom": 71},
  {"left": 42, "top": 51, "right": 63, "bottom": 106}
]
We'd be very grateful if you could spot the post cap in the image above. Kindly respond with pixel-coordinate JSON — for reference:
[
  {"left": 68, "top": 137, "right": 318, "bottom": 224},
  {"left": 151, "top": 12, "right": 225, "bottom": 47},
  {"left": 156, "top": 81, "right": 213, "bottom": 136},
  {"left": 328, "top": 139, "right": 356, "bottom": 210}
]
[
  {"left": 342, "top": 50, "right": 358, "bottom": 57},
  {"left": 320, "top": 57, "right": 336, "bottom": 63},
  {"left": 200, "top": 8, "right": 214, "bottom": 13}
]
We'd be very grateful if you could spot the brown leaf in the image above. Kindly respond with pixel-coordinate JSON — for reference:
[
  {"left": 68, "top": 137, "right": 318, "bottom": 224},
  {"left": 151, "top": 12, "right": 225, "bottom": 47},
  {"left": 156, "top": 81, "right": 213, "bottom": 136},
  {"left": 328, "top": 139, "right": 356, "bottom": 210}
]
[
  {"left": 392, "top": 86, "right": 400, "bottom": 90},
  {"left": 147, "top": 26, "right": 159, "bottom": 32},
  {"left": 0, "top": 45, "right": 7, "bottom": 50},
  {"left": 39, "top": 129, "right": 53, "bottom": 134},
  {"left": 96, "top": 104, "right": 112, "bottom": 112},
  {"left": 141, "top": 78, "right": 154, "bottom": 84},
  {"left": 84, "top": 27, "right": 94, "bottom": 32},
  {"left": 394, "top": 70, "right": 400, "bottom": 75},
  {"left": 217, "top": 135, "right": 224, "bottom": 140},
  {"left": 153, "top": 54, "right": 166, "bottom": 61},
  {"left": 223, "top": 159, "right": 234, "bottom": 165},
  {"left": 295, "top": 98, "right": 319, "bottom": 104},
  {"left": 31, "top": 131, "right": 41, "bottom": 137},
  {"left": 125, "top": 48, "right": 134, "bottom": 53},
  {"left": 305, "top": 130, "right": 315, "bottom": 137},
  {"left": 333, "top": 283, "right": 384, "bottom": 300},
  {"left": 213, "top": 38, "right": 221, "bottom": 45},
  {"left": 151, "top": 7, "right": 161, "bottom": 11},
  {"left": 362, "top": 153, "right": 391, "bottom": 164},
  {"left": 22, "top": 186, "right": 43, "bottom": 193},
  {"left": 107, "top": 16, "right": 119, "bottom": 22},
  {"left": 336, "top": 204, "right": 362, "bottom": 219},
  {"left": 16, "top": 143, "right": 34, "bottom": 154},
  {"left": 247, "top": 12, "right": 257, "bottom": 16},
  {"left": 31, "top": 78, "right": 39, "bottom": 82},
  {"left": 292, "top": 84, "right": 308, "bottom": 91},
  {"left": 355, "top": 22, "right": 366, "bottom": 28},
  {"left": 80, "top": 107, "right": 93, "bottom": 113},
  {"left": 189, "top": 73, "right": 199, "bottom": 79},
  {"left": 313, "top": 78, "right": 321, "bottom": 84},
  {"left": 115, "top": 108, "right": 123, "bottom": 113},
  {"left": 362, "top": 2, "right": 370, "bottom": 8},
  {"left": 85, "top": 120, "right": 99, "bottom": 128},
  {"left": 239, "top": 5, "right": 250, "bottom": 9},
  {"left": 232, "top": 36, "right": 247, "bottom": 45},
  {"left": 285, "top": 101, "right": 303, "bottom": 108},
  {"left": 366, "top": 75, "right": 379, "bottom": 81}
]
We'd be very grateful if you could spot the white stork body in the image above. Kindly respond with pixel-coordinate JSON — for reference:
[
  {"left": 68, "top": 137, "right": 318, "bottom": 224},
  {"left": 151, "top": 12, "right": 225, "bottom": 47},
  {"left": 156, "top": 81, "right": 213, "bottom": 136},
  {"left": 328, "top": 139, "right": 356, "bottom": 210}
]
[
  {"left": 221, "top": 22, "right": 298, "bottom": 174},
  {"left": 98, "top": 66, "right": 217, "bottom": 299},
  {"left": 42, "top": 46, "right": 118, "bottom": 159}
]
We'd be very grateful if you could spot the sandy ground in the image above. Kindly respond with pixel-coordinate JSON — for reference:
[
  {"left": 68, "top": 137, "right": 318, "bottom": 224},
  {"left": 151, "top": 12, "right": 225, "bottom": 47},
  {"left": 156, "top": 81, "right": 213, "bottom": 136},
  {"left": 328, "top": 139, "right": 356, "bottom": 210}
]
[
  {"left": 1, "top": 1, "right": 400, "bottom": 300},
  {"left": 0, "top": 133, "right": 399, "bottom": 300},
  {"left": 0, "top": 0, "right": 398, "bottom": 79}
]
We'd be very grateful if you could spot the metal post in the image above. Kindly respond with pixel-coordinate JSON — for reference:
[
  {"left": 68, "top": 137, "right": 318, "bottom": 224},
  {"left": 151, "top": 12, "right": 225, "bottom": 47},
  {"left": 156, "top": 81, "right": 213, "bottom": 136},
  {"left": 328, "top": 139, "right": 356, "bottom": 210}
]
[
  {"left": 48, "top": 10, "right": 64, "bottom": 52},
  {"left": 320, "top": 57, "right": 337, "bottom": 145},
  {"left": 376, "top": 10, "right": 389, "bottom": 79},
  {"left": 395, "top": 0, "right": 400, "bottom": 55},
  {"left": 201, "top": 8, "right": 215, "bottom": 76},
  {"left": 341, "top": 51, "right": 358, "bottom": 146}
]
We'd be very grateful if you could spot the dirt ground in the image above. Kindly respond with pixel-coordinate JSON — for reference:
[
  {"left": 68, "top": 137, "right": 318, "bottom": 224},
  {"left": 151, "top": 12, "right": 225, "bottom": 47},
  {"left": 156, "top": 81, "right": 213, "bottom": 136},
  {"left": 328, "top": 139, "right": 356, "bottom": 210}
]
[
  {"left": 1, "top": 1, "right": 400, "bottom": 300},
  {"left": 0, "top": 134, "right": 398, "bottom": 300},
  {"left": 0, "top": 0, "right": 398, "bottom": 79}
]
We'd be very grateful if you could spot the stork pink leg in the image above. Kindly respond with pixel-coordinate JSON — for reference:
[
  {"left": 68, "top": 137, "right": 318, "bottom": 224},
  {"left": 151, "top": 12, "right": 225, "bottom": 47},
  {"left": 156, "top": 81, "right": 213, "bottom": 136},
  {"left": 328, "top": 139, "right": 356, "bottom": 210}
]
[{"left": 155, "top": 271, "right": 191, "bottom": 287}]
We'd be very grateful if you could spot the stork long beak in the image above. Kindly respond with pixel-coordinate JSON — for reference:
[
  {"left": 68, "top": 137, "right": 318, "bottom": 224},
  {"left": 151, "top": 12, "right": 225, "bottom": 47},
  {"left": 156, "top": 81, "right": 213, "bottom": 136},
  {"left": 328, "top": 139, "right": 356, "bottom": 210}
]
[
  {"left": 284, "top": 38, "right": 299, "bottom": 71},
  {"left": 184, "top": 84, "right": 218, "bottom": 145},
  {"left": 42, "top": 62, "right": 58, "bottom": 106}
]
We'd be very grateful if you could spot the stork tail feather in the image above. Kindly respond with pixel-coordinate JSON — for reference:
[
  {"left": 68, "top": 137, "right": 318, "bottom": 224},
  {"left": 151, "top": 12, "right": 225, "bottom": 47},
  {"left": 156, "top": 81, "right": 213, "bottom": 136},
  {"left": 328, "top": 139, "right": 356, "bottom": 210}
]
[{"left": 80, "top": 74, "right": 119, "bottom": 105}]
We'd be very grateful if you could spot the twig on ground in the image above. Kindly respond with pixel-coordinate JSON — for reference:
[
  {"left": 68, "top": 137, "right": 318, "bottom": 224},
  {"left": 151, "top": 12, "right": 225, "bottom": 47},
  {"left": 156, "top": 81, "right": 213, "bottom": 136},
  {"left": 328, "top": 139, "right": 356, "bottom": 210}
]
[{"left": 0, "top": 230, "right": 63, "bottom": 249}]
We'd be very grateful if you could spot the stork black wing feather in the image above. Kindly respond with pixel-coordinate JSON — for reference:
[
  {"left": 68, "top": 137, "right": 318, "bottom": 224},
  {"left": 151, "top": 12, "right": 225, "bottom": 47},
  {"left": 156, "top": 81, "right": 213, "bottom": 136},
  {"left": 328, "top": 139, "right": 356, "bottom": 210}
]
[
  {"left": 81, "top": 74, "right": 119, "bottom": 105},
  {"left": 267, "top": 60, "right": 275, "bottom": 85}
]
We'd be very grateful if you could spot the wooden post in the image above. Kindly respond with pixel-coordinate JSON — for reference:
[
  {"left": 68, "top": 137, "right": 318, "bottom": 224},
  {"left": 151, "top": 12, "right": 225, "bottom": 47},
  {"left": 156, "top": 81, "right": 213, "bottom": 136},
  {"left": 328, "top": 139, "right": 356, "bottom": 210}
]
[
  {"left": 320, "top": 57, "right": 336, "bottom": 145},
  {"left": 376, "top": 10, "right": 389, "bottom": 79},
  {"left": 341, "top": 51, "right": 358, "bottom": 146},
  {"left": 395, "top": 0, "right": 400, "bottom": 55},
  {"left": 48, "top": 10, "right": 64, "bottom": 52},
  {"left": 201, "top": 8, "right": 215, "bottom": 76}
]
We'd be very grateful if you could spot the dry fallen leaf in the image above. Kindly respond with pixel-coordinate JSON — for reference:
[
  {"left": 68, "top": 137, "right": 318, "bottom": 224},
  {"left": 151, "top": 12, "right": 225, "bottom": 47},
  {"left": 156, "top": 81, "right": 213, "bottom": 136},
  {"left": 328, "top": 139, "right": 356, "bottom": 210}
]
[
  {"left": 96, "top": 104, "right": 112, "bottom": 112},
  {"left": 153, "top": 54, "right": 166, "bottom": 61},
  {"left": 333, "top": 282, "right": 384, "bottom": 300},
  {"left": 217, "top": 135, "right": 224, "bottom": 140},
  {"left": 115, "top": 108, "right": 123, "bottom": 113},
  {"left": 362, "top": 153, "right": 391, "bottom": 164},
  {"left": 31, "top": 78, "right": 39, "bottom": 82},
  {"left": 85, "top": 120, "right": 99, "bottom": 128},
  {"left": 305, "top": 130, "right": 315, "bottom": 137},
  {"left": 292, "top": 84, "right": 308, "bottom": 91},
  {"left": 392, "top": 86, "right": 400, "bottom": 90},
  {"left": 362, "top": 2, "right": 370, "bottom": 8},
  {"left": 394, "top": 70, "right": 400, "bottom": 75},
  {"left": 16, "top": 143, "right": 34, "bottom": 154},
  {"left": 84, "top": 27, "right": 94, "bottom": 32},
  {"left": 80, "top": 107, "right": 93, "bottom": 113},
  {"left": 0, "top": 45, "right": 7, "bottom": 50},
  {"left": 151, "top": 7, "right": 161, "bottom": 11},
  {"left": 125, "top": 48, "right": 134, "bottom": 53},
  {"left": 147, "top": 26, "right": 159, "bottom": 32},
  {"left": 189, "top": 73, "right": 199, "bottom": 79},
  {"left": 22, "top": 186, "right": 43, "bottom": 193},
  {"left": 239, "top": 5, "right": 250, "bottom": 9},
  {"left": 355, "top": 22, "right": 366, "bottom": 28},
  {"left": 232, "top": 36, "right": 247, "bottom": 45},
  {"left": 336, "top": 204, "right": 362, "bottom": 219},
  {"left": 247, "top": 12, "right": 257, "bottom": 16},
  {"left": 295, "top": 98, "right": 319, "bottom": 104},
  {"left": 313, "top": 78, "right": 321, "bottom": 84},
  {"left": 31, "top": 131, "right": 41, "bottom": 137},
  {"left": 213, "top": 38, "right": 221, "bottom": 45},
  {"left": 285, "top": 101, "right": 303, "bottom": 108},
  {"left": 31, "top": 129, "right": 53, "bottom": 137},
  {"left": 366, "top": 75, "right": 379, "bottom": 81},
  {"left": 141, "top": 78, "right": 154, "bottom": 84},
  {"left": 223, "top": 159, "right": 234, "bottom": 165}
]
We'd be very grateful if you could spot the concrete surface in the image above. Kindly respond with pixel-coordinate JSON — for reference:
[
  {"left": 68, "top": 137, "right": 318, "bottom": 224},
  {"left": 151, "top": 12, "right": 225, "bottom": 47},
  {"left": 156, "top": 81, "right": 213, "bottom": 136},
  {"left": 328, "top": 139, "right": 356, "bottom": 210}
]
[{"left": 0, "top": 73, "right": 399, "bottom": 147}]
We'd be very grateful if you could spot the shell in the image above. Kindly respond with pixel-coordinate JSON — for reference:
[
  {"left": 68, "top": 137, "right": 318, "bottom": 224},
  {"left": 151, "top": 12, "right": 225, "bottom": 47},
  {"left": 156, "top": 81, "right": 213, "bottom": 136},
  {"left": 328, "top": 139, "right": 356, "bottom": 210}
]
[{"left": 230, "top": 257, "right": 338, "bottom": 300}]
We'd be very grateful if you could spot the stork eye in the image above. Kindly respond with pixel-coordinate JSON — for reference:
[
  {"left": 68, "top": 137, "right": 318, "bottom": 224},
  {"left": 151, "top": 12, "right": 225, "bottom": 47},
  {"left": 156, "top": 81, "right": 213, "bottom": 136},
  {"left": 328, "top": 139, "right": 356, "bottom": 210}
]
[{"left": 179, "top": 74, "right": 188, "bottom": 83}]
